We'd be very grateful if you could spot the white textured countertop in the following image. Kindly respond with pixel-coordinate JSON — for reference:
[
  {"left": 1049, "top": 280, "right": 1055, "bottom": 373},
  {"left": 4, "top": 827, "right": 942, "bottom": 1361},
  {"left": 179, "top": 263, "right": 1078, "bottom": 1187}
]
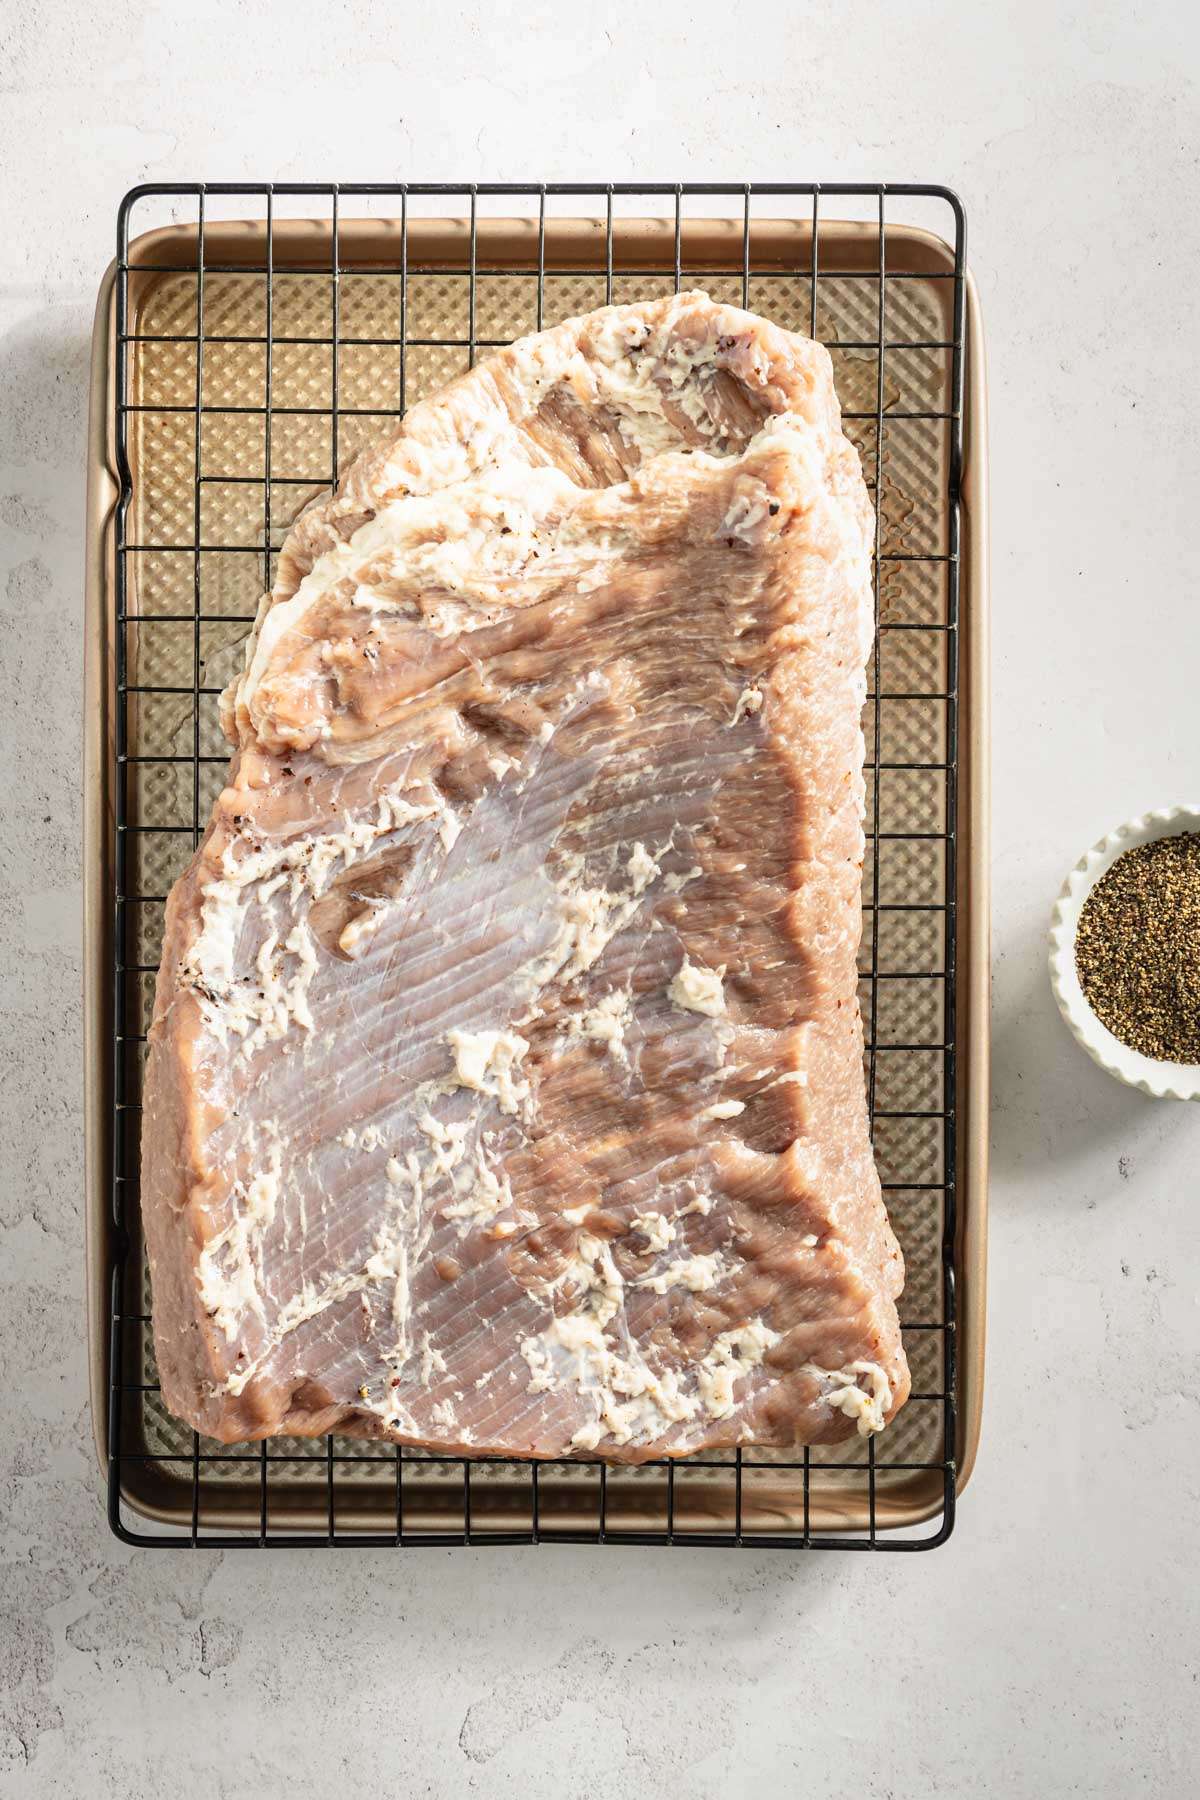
[{"left": 2, "top": 3, "right": 1198, "bottom": 1793}]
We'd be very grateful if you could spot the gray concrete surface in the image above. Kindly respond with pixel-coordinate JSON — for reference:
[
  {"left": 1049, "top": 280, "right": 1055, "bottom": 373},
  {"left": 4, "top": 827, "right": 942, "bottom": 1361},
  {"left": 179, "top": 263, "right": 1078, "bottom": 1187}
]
[{"left": 3, "top": 2, "right": 1199, "bottom": 1794}]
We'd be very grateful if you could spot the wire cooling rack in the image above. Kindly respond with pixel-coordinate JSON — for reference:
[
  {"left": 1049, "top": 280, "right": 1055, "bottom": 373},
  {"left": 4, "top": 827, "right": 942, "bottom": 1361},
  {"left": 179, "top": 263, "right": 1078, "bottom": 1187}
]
[{"left": 98, "top": 182, "right": 975, "bottom": 1550}]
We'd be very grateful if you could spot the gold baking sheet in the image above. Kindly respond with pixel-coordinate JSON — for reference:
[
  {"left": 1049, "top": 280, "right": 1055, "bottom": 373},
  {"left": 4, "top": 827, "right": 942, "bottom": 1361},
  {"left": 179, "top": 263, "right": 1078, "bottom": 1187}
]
[{"left": 84, "top": 207, "right": 988, "bottom": 1543}]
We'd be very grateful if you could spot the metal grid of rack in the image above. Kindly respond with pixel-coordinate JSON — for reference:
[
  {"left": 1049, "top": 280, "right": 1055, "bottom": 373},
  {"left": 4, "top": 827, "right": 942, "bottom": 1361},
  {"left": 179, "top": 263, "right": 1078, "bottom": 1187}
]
[{"left": 103, "top": 182, "right": 968, "bottom": 1549}]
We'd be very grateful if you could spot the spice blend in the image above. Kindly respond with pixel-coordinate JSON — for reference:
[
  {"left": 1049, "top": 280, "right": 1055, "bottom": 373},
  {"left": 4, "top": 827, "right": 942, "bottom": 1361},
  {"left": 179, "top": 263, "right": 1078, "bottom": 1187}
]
[{"left": 1075, "top": 831, "right": 1200, "bottom": 1064}]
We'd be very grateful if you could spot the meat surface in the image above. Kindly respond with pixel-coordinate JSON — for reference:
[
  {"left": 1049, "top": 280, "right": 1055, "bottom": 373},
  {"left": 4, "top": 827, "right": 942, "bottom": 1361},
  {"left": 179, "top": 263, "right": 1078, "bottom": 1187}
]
[{"left": 141, "top": 290, "right": 909, "bottom": 1458}]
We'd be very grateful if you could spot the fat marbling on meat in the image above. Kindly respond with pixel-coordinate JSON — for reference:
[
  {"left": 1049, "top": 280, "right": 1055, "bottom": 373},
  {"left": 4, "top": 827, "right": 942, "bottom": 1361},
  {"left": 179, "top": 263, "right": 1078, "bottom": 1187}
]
[{"left": 140, "top": 290, "right": 910, "bottom": 1459}]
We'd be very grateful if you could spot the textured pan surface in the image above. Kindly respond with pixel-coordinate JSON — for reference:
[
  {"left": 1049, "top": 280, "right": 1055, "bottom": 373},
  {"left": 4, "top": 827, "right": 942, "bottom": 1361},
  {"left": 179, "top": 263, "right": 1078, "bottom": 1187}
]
[{"left": 143, "top": 291, "right": 909, "bottom": 1461}]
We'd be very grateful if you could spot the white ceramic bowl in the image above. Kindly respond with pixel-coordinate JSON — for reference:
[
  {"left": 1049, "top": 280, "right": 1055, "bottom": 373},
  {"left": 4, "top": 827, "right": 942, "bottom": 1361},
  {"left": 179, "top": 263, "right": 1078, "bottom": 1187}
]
[{"left": 1049, "top": 803, "right": 1200, "bottom": 1102}]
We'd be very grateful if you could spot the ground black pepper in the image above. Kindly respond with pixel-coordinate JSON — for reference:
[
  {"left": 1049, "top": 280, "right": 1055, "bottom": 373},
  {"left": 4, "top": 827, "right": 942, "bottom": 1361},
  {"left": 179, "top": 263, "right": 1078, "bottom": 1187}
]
[{"left": 1075, "top": 832, "right": 1200, "bottom": 1063}]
